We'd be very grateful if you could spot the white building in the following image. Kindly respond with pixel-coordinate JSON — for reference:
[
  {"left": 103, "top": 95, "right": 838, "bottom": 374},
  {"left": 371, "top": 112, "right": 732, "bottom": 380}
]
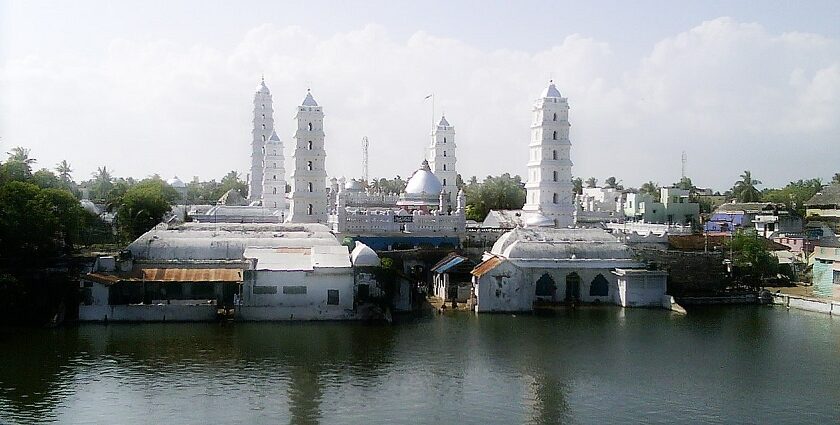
[
  {"left": 522, "top": 81, "right": 575, "bottom": 228},
  {"left": 328, "top": 160, "right": 466, "bottom": 236},
  {"left": 261, "top": 130, "right": 286, "bottom": 212},
  {"left": 240, "top": 245, "right": 355, "bottom": 320},
  {"left": 288, "top": 90, "right": 328, "bottom": 223},
  {"left": 470, "top": 228, "right": 671, "bottom": 312},
  {"left": 249, "top": 77, "right": 274, "bottom": 202},
  {"left": 427, "top": 115, "right": 458, "bottom": 207}
]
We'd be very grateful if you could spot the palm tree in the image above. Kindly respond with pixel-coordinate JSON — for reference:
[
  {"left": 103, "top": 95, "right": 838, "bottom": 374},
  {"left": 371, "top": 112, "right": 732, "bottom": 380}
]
[
  {"left": 55, "top": 160, "right": 73, "bottom": 183},
  {"left": 7, "top": 146, "right": 36, "bottom": 166},
  {"left": 732, "top": 170, "right": 762, "bottom": 203},
  {"left": 640, "top": 181, "right": 660, "bottom": 199},
  {"left": 604, "top": 176, "right": 617, "bottom": 188},
  {"left": 585, "top": 177, "right": 597, "bottom": 188},
  {"left": 832, "top": 173, "right": 840, "bottom": 185},
  {"left": 572, "top": 177, "right": 583, "bottom": 195}
]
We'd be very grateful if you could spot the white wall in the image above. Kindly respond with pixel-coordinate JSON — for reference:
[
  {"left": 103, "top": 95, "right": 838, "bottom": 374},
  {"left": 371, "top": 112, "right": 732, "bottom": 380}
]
[{"left": 240, "top": 268, "right": 355, "bottom": 320}]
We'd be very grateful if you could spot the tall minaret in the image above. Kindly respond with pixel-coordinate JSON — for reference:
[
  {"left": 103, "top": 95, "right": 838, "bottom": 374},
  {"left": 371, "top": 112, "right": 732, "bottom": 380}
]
[
  {"left": 288, "top": 90, "right": 328, "bottom": 223},
  {"left": 249, "top": 77, "right": 274, "bottom": 202},
  {"left": 522, "top": 81, "right": 575, "bottom": 227},
  {"left": 261, "top": 130, "right": 286, "bottom": 212},
  {"left": 427, "top": 115, "right": 458, "bottom": 206}
]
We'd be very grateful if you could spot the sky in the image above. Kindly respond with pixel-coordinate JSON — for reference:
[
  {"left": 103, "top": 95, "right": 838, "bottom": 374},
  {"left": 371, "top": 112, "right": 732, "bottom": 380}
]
[{"left": 1, "top": 0, "right": 838, "bottom": 191}]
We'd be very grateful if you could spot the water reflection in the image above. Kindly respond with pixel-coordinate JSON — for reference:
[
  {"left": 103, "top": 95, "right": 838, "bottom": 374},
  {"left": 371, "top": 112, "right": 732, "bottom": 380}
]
[{"left": 1, "top": 307, "right": 839, "bottom": 424}]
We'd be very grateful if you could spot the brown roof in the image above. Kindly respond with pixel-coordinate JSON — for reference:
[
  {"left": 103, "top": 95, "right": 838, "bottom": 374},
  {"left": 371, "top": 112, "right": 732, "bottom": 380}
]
[
  {"left": 471, "top": 256, "right": 504, "bottom": 277},
  {"left": 83, "top": 268, "right": 242, "bottom": 285},
  {"left": 806, "top": 184, "right": 840, "bottom": 207}
]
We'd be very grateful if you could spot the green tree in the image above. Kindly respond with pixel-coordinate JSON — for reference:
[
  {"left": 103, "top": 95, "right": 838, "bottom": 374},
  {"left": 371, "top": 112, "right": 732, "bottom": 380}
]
[
  {"left": 90, "top": 166, "right": 114, "bottom": 201},
  {"left": 761, "top": 178, "right": 823, "bottom": 216},
  {"left": 464, "top": 173, "right": 526, "bottom": 221},
  {"left": 676, "top": 176, "right": 693, "bottom": 190},
  {"left": 604, "top": 176, "right": 617, "bottom": 188},
  {"left": 30, "top": 169, "right": 62, "bottom": 189},
  {"left": 728, "top": 230, "right": 779, "bottom": 286},
  {"left": 572, "top": 177, "right": 583, "bottom": 195},
  {"left": 832, "top": 173, "right": 840, "bottom": 184},
  {"left": 585, "top": 177, "right": 597, "bottom": 188},
  {"left": 0, "top": 181, "right": 84, "bottom": 258},
  {"left": 0, "top": 160, "right": 32, "bottom": 183},
  {"left": 731, "top": 170, "right": 762, "bottom": 203},
  {"left": 6, "top": 147, "right": 36, "bottom": 169},
  {"left": 640, "top": 181, "right": 660, "bottom": 200},
  {"left": 55, "top": 160, "right": 73, "bottom": 184},
  {"left": 114, "top": 180, "right": 174, "bottom": 239}
]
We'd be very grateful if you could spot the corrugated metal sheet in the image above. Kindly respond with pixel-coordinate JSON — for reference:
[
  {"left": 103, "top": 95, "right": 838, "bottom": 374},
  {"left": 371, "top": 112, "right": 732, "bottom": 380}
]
[
  {"left": 471, "top": 256, "right": 503, "bottom": 277},
  {"left": 138, "top": 268, "right": 242, "bottom": 282},
  {"left": 431, "top": 256, "right": 466, "bottom": 274}
]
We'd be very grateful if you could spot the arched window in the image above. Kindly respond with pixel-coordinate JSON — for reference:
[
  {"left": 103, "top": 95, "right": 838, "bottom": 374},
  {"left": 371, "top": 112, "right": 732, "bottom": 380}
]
[
  {"left": 262, "top": 124, "right": 266, "bottom": 130},
  {"left": 308, "top": 122, "right": 313, "bottom": 131},
  {"left": 307, "top": 161, "right": 313, "bottom": 171},
  {"left": 443, "top": 164, "right": 446, "bottom": 171},
  {"left": 553, "top": 193, "right": 558, "bottom": 204},
  {"left": 535, "top": 273, "right": 556, "bottom": 297},
  {"left": 308, "top": 182, "right": 313, "bottom": 192},
  {"left": 444, "top": 137, "right": 447, "bottom": 144},
  {"left": 443, "top": 178, "right": 447, "bottom": 186},
  {"left": 273, "top": 187, "right": 277, "bottom": 194},
  {"left": 307, "top": 141, "right": 313, "bottom": 150},
  {"left": 553, "top": 171, "right": 558, "bottom": 182},
  {"left": 590, "top": 274, "right": 609, "bottom": 297},
  {"left": 443, "top": 151, "right": 447, "bottom": 157},
  {"left": 273, "top": 175, "right": 276, "bottom": 180},
  {"left": 553, "top": 112, "right": 557, "bottom": 121},
  {"left": 262, "top": 135, "right": 266, "bottom": 142},
  {"left": 552, "top": 131, "right": 557, "bottom": 140},
  {"left": 553, "top": 150, "right": 557, "bottom": 160},
  {"left": 262, "top": 114, "right": 265, "bottom": 119},
  {"left": 307, "top": 204, "right": 313, "bottom": 215}
]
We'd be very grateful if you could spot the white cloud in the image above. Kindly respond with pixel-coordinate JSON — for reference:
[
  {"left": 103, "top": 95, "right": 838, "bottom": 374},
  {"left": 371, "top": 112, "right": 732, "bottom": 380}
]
[{"left": 1, "top": 17, "right": 838, "bottom": 190}]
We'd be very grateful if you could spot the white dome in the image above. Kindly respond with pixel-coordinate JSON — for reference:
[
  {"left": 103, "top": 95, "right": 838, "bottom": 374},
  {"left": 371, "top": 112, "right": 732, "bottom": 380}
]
[
  {"left": 167, "top": 176, "right": 186, "bottom": 188},
  {"left": 345, "top": 179, "right": 365, "bottom": 192},
  {"left": 404, "top": 160, "right": 442, "bottom": 195},
  {"left": 350, "top": 242, "right": 380, "bottom": 267},
  {"left": 525, "top": 211, "right": 554, "bottom": 228}
]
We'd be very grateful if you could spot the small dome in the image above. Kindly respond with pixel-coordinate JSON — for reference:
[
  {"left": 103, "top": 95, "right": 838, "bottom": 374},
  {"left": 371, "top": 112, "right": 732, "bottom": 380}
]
[
  {"left": 79, "top": 199, "right": 100, "bottom": 215},
  {"left": 525, "top": 211, "right": 555, "bottom": 228},
  {"left": 351, "top": 242, "right": 380, "bottom": 267},
  {"left": 268, "top": 130, "right": 281, "bottom": 142},
  {"left": 404, "top": 160, "right": 442, "bottom": 195},
  {"left": 345, "top": 179, "right": 365, "bottom": 192},
  {"left": 167, "top": 176, "right": 186, "bottom": 188},
  {"left": 541, "top": 80, "right": 562, "bottom": 98}
]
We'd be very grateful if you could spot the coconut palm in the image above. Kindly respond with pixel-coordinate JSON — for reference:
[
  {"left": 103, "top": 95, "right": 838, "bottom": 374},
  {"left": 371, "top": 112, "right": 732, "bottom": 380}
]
[
  {"left": 732, "top": 170, "right": 762, "bottom": 202},
  {"left": 640, "top": 181, "right": 660, "bottom": 199},
  {"left": 832, "top": 173, "right": 840, "bottom": 185},
  {"left": 55, "top": 160, "right": 73, "bottom": 183},
  {"left": 6, "top": 146, "right": 36, "bottom": 166},
  {"left": 585, "top": 177, "right": 597, "bottom": 188}
]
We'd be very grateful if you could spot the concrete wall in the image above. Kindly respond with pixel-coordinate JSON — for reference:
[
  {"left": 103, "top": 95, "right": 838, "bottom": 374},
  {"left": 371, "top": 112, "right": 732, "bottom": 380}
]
[
  {"left": 615, "top": 274, "right": 668, "bottom": 307},
  {"left": 772, "top": 293, "right": 840, "bottom": 316},
  {"left": 79, "top": 304, "right": 217, "bottom": 321},
  {"left": 631, "top": 248, "right": 729, "bottom": 295},
  {"left": 241, "top": 268, "right": 355, "bottom": 320}
]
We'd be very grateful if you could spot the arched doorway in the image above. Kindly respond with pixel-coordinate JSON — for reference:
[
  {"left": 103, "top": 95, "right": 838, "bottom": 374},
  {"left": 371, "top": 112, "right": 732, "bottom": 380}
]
[
  {"left": 535, "top": 273, "right": 556, "bottom": 299},
  {"left": 565, "top": 272, "right": 581, "bottom": 302},
  {"left": 589, "top": 274, "right": 609, "bottom": 297}
]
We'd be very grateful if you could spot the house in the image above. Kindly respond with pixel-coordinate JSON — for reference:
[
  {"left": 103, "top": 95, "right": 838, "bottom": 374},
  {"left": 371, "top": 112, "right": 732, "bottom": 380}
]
[
  {"left": 704, "top": 202, "right": 802, "bottom": 236},
  {"left": 470, "top": 227, "right": 670, "bottom": 312},
  {"left": 481, "top": 209, "right": 526, "bottom": 229},
  {"left": 805, "top": 184, "right": 840, "bottom": 234},
  {"left": 430, "top": 253, "right": 476, "bottom": 303},
  {"left": 810, "top": 244, "right": 840, "bottom": 298},
  {"left": 624, "top": 187, "right": 700, "bottom": 225},
  {"left": 239, "top": 245, "right": 355, "bottom": 320}
]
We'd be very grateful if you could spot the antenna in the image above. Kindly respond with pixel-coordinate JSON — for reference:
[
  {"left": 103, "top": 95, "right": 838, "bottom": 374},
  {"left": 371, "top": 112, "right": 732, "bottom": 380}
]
[
  {"left": 681, "top": 151, "right": 687, "bottom": 179},
  {"left": 362, "top": 136, "right": 369, "bottom": 184}
]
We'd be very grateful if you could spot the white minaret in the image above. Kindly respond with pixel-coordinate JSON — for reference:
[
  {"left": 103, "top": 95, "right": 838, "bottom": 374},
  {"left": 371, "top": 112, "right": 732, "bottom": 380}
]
[
  {"left": 288, "top": 90, "right": 328, "bottom": 223},
  {"left": 261, "top": 130, "right": 286, "bottom": 212},
  {"left": 427, "top": 115, "right": 458, "bottom": 207},
  {"left": 249, "top": 77, "right": 274, "bottom": 202},
  {"left": 522, "top": 81, "right": 575, "bottom": 227}
]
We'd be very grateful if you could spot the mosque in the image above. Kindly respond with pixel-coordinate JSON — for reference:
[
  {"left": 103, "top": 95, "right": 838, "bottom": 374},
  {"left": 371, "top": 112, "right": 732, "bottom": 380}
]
[{"left": 191, "top": 77, "right": 466, "bottom": 241}]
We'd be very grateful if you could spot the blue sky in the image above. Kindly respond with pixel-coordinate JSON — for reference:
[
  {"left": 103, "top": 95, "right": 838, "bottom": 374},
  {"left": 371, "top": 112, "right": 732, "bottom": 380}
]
[{"left": 1, "top": 0, "right": 839, "bottom": 190}]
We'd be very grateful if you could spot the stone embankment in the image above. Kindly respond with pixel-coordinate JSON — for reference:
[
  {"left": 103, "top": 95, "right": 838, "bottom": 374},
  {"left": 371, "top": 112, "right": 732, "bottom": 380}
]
[{"left": 771, "top": 293, "right": 840, "bottom": 316}]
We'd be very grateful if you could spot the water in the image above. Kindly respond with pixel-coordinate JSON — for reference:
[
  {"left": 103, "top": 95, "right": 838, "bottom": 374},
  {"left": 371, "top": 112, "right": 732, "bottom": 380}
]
[{"left": 1, "top": 306, "right": 838, "bottom": 424}]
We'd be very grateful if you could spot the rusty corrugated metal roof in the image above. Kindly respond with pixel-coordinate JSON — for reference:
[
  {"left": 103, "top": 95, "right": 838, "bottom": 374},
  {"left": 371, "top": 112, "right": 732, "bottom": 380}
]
[
  {"left": 138, "top": 268, "right": 242, "bottom": 282},
  {"left": 471, "top": 256, "right": 503, "bottom": 277}
]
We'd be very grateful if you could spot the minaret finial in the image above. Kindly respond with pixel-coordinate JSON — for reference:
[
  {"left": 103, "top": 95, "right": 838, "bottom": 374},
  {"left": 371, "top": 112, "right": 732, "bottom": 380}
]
[{"left": 261, "top": 74, "right": 264, "bottom": 83}]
